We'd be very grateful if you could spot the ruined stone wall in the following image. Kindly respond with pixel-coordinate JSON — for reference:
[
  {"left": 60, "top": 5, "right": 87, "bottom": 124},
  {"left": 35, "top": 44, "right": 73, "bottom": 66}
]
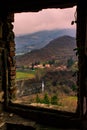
[
  {"left": 3, "top": 13, "right": 16, "bottom": 103},
  {"left": 0, "top": 17, "right": 6, "bottom": 108},
  {"left": 0, "top": 13, "right": 16, "bottom": 109},
  {"left": 76, "top": 3, "right": 87, "bottom": 117},
  {"left": 0, "top": 5, "right": 86, "bottom": 120}
]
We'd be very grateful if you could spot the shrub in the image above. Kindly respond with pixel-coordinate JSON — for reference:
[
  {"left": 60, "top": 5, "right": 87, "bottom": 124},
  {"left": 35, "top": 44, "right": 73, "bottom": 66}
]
[
  {"left": 43, "top": 93, "right": 50, "bottom": 104},
  {"left": 36, "top": 94, "right": 41, "bottom": 103},
  {"left": 51, "top": 95, "right": 58, "bottom": 105},
  {"left": 72, "top": 84, "right": 77, "bottom": 91}
]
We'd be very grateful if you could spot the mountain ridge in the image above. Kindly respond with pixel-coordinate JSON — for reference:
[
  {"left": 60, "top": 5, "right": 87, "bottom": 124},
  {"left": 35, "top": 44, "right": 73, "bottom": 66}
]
[
  {"left": 16, "top": 35, "right": 76, "bottom": 66},
  {"left": 15, "top": 29, "right": 76, "bottom": 55}
]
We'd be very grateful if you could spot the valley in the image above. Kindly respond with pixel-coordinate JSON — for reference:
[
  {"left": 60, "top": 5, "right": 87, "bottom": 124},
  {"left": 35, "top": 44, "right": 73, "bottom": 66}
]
[{"left": 15, "top": 30, "right": 78, "bottom": 112}]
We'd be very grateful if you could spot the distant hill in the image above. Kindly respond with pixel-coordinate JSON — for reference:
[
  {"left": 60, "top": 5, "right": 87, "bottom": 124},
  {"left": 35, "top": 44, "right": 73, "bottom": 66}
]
[
  {"left": 15, "top": 29, "right": 76, "bottom": 55},
  {"left": 16, "top": 35, "right": 76, "bottom": 66}
]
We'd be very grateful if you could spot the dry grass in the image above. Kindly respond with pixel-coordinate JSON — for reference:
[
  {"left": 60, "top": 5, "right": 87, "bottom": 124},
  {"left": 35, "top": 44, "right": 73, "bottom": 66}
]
[
  {"left": 58, "top": 96, "right": 77, "bottom": 112},
  {"left": 14, "top": 93, "right": 77, "bottom": 113}
]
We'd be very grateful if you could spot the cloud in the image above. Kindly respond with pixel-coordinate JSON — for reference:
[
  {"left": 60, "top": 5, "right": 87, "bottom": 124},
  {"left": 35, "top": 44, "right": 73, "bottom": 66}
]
[{"left": 13, "top": 6, "right": 76, "bottom": 35}]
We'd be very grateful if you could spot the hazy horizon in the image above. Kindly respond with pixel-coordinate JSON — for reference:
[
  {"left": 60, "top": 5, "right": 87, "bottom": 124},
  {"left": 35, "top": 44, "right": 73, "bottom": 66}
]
[{"left": 13, "top": 6, "right": 76, "bottom": 35}]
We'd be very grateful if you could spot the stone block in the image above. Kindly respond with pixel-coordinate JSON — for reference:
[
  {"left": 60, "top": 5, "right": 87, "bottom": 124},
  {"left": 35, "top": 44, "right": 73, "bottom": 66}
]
[
  {"left": 9, "top": 51, "right": 15, "bottom": 57},
  {"left": 9, "top": 47, "right": 15, "bottom": 51},
  {"left": 0, "top": 21, "right": 2, "bottom": 39},
  {"left": 9, "top": 41, "right": 15, "bottom": 47},
  {"left": 10, "top": 76, "right": 16, "bottom": 80},
  {"left": 10, "top": 70, "right": 16, "bottom": 76},
  {"left": 10, "top": 79, "right": 15, "bottom": 87},
  {"left": 7, "top": 13, "right": 14, "bottom": 22},
  {"left": 9, "top": 66, "right": 16, "bottom": 71},
  {"left": 0, "top": 91, "right": 4, "bottom": 103}
]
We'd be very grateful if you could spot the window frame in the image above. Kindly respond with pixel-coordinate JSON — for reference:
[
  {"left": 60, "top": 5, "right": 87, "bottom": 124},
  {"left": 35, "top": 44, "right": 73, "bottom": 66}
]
[{"left": 4, "top": 5, "right": 84, "bottom": 128}]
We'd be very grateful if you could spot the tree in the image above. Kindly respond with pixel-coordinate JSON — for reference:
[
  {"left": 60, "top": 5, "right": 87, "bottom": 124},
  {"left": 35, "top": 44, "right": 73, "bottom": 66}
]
[
  {"left": 43, "top": 93, "right": 50, "bottom": 104},
  {"left": 48, "top": 59, "right": 55, "bottom": 65},
  {"left": 67, "top": 57, "right": 74, "bottom": 68},
  {"left": 36, "top": 94, "right": 41, "bottom": 103},
  {"left": 72, "top": 84, "right": 77, "bottom": 91},
  {"left": 31, "top": 63, "right": 34, "bottom": 70},
  {"left": 51, "top": 95, "right": 58, "bottom": 105}
]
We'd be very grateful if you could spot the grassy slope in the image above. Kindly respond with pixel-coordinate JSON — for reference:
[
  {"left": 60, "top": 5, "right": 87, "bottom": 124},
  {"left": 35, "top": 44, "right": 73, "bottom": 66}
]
[
  {"left": 16, "top": 70, "right": 35, "bottom": 80},
  {"left": 16, "top": 69, "right": 77, "bottom": 112}
]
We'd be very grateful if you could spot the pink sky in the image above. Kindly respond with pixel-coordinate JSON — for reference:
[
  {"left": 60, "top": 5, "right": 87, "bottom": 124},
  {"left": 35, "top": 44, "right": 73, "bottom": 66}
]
[{"left": 13, "top": 6, "right": 76, "bottom": 35}]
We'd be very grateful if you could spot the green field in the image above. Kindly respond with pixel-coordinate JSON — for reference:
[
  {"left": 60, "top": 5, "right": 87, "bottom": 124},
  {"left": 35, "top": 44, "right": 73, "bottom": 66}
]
[
  {"left": 16, "top": 70, "right": 35, "bottom": 80},
  {"left": 16, "top": 68, "right": 46, "bottom": 80}
]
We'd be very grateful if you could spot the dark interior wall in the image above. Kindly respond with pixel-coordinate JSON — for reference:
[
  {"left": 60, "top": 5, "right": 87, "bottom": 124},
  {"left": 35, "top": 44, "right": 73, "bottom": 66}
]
[
  {"left": 0, "top": 13, "right": 16, "bottom": 111},
  {"left": 0, "top": 16, "right": 4, "bottom": 105},
  {"left": 1, "top": 0, "right": 87, "bottom": 123},
  {"left": 0, "top": 0, "right": 76, "bottom": 13},
  {"left": 76, "top": 0, "right": 87, "bottom": 117},
  {"left": 0, "top": 17, "right": 5, "bottom": 111},
  {"left": 0, "top": 1, "right": 77, "bottom": 111}
]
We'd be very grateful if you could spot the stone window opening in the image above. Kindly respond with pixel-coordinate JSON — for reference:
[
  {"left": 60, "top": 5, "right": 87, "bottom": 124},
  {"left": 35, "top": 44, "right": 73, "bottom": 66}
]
[
  {"left": 5, "top": 7, "right": 80, "bottom": 114},
  {"left": 1, "top": 4, "right": 87, "bottom": 125}
]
